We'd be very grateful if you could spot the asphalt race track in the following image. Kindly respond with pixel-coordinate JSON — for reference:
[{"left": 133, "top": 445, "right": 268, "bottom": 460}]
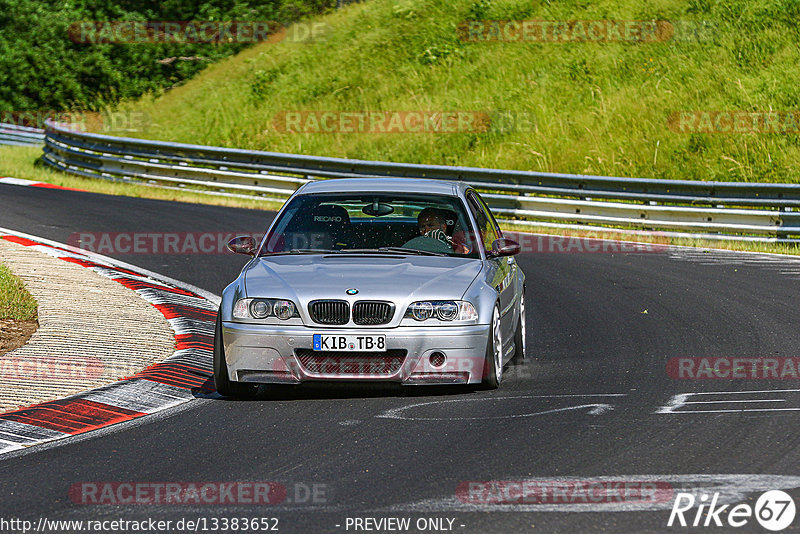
[{"left": 2, "top": 182, "right": 800, "bottom": 533}]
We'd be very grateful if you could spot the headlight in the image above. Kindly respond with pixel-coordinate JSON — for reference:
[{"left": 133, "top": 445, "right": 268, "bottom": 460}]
[
  {"left": 436, "top": 301, "right": 458, "bottom": 321},
  {"left": 251, "top": 300, "right": 271, "bottom": 319},
  {"left": 273, "top": 300, "right": 296, "bottom": 320},
  {"left": 409, "top": 301, "right": 434, "bottom": 321},
  {"left": 233, "top": 298, "right": 299, "bottom": 320},
  {"left": 405, "top": 301, "right": 478, "bottom": 322}
]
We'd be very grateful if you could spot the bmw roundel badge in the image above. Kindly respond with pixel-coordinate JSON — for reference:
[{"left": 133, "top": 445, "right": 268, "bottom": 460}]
[{"left": 346, "top": 288, "right": 358, "bottom": 295}]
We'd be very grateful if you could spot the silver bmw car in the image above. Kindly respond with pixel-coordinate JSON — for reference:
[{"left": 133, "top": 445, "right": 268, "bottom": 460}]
[{"left": 214, "top": 177, "right": 526, "bottom": 396}]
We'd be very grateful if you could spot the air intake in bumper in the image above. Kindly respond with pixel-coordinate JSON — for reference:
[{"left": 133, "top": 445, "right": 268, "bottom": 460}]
[{"left": 295, "top": 349, "right": 407, "bottom": 375}]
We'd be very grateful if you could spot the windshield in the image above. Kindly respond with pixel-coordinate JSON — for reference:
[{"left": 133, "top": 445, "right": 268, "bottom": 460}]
[{"left": 260, "top": 192, "right": 480, "bottom": 258}]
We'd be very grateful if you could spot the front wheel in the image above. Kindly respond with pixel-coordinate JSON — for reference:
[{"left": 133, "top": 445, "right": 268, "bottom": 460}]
[
  {"left": 213, "top": 310, "right": 258, "bottom": 398},
  {"left": 480, "top": 305, "right": 503, "bottom": 389}
]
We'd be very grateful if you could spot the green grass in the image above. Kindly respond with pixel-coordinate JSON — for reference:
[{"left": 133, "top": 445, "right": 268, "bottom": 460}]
[
  {"left": 0, "top": 263, "right": 37, "bottom": 321},
  {"left": 111, "top": 0, "right": 800, "bottom": 183}
]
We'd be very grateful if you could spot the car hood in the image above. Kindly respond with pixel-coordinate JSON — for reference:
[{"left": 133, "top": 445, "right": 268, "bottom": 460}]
[{"left": 245, "top": 254, "right": 482, "bottom": 302}]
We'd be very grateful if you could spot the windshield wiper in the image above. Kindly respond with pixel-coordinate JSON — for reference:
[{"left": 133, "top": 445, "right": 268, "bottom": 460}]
[
  {"left": 260, "top": 248, "right": 341, "bottom": 256},
  {"left": 341, "top": 247, "right": 447, "bottom": 257},
  {"left": 381, "top": 247, "right": 448, "bottom": 256},
  {"left": 291, "top": 248, "right": 343, "bottom": 254}
]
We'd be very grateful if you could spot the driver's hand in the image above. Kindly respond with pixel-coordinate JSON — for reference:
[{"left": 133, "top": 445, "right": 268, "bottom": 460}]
[{"left": 425, "top": 229, "right": 449, "bottom": 244}]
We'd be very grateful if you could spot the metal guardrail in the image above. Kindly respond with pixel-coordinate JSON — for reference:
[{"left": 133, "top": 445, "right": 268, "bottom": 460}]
[
  {"left": 0, "top": 123, "right": 45, "bottom": 147},
  {"left": 41, "top": 120, "right": 800, "bottom": 241}
]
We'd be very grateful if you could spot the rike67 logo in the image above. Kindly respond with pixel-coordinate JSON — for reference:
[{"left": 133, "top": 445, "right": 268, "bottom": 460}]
[{"left": 668, "top": 490, "right": 796, "bottom": 531}]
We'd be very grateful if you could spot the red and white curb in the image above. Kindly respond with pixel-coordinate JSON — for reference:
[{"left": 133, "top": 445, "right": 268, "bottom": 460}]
[
  {"left": 0, "top": 177, "right": 83, "bottom": 191},
  {"left": 0, "top": 228, "right": 220, "bottom": 455}
]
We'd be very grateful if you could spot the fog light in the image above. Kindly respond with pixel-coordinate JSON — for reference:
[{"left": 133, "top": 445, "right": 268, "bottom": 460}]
[{"left": 429, "top": 352, "right": 446, "bottom": 368}]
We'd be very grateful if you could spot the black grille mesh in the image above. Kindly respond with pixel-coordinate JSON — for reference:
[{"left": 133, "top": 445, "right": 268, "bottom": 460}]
[
  {"left": 296, "top": 349, "right": 407, "bottom": 375},
  {"left": 309, "top": 300, "right": 349, "bottom": 325},
  {"left": 353, "top": 301, "right": 394, "bottom": 325}
]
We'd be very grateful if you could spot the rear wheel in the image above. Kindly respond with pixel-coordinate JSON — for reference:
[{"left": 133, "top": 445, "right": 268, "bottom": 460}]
[
  {"left": 213, "top": 310, "right": 258, "bottom": 398},
  {"left": 511, "top": 291, "right": 526, "bottom": 364},
  {"left": 480, "top": 305, "right": 503, "bottom": 389}
]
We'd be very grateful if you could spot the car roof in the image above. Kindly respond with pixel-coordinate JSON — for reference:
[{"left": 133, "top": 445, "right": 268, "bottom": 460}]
[{"left": 297, "top": 177, "right": 468, "bottom": 196}]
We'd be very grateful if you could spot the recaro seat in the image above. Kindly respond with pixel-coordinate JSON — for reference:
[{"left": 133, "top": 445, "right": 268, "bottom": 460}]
[{"left": 282, "top": 204, "right": 353, "bottom": 250}]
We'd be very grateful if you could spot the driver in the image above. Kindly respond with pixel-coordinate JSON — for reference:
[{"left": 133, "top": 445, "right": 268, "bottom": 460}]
[{"left": 411, "top": 207, "right": 470, "bottom": 254}]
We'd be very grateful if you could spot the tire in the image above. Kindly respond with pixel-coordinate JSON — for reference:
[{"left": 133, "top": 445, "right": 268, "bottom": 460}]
[
  {"left": 213, "top": 310, "right": 258, "bottom": 398},
  {"left": 480, "top": 305, "right": 503, "bottom": 389},
  {"left": 511, "top": 291, "right": 526, "bottom": 365}
]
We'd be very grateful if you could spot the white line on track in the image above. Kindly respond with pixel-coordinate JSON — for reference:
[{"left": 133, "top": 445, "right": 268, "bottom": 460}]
[
  {"left": 376, "top": 394, "right": 625, "bottom": 421},
  {"left": 657, "top": 389, "right": 800, "bottom": 414},
  {"left": 683, "top": 399, "right": 785, "bottom": 404}
]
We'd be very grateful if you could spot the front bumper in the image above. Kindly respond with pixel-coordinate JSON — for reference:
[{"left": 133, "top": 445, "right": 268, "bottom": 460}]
[{"left": 222, "top": 322, "right": 491, "bottom": 385}]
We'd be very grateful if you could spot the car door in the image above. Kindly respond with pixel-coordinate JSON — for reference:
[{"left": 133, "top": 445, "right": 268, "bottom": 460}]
[{"left": 466, "top": 191, "right": 517, "bottom": 350}]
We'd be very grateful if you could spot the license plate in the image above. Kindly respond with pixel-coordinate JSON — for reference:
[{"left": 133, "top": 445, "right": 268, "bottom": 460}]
[{"left": 313, "top": 334, "right": 386, "bottom": 352}]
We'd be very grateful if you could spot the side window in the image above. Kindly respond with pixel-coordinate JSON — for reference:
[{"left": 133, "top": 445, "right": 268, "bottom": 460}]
[
  {"left": 467, "top": 192, "right": 499, "bottom": 253},
  {"left": 475, "top": 192, "right": 503, "bottom": 239}
]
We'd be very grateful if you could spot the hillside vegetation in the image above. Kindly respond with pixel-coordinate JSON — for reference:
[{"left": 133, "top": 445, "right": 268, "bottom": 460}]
[
  {"left": 0, "top": 0, "right": 336, "bottom": 115},
  {"left": 117, "top": 0, "right": 800, "bottom": 183}
]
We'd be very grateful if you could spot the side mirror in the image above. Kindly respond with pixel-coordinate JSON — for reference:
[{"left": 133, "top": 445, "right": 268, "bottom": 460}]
[
  {"left": 488, "top": 238, "right": 520, "bottom": 257},
  {"left": 226, "top": 235, "right": 257, "bottom": 256}
]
